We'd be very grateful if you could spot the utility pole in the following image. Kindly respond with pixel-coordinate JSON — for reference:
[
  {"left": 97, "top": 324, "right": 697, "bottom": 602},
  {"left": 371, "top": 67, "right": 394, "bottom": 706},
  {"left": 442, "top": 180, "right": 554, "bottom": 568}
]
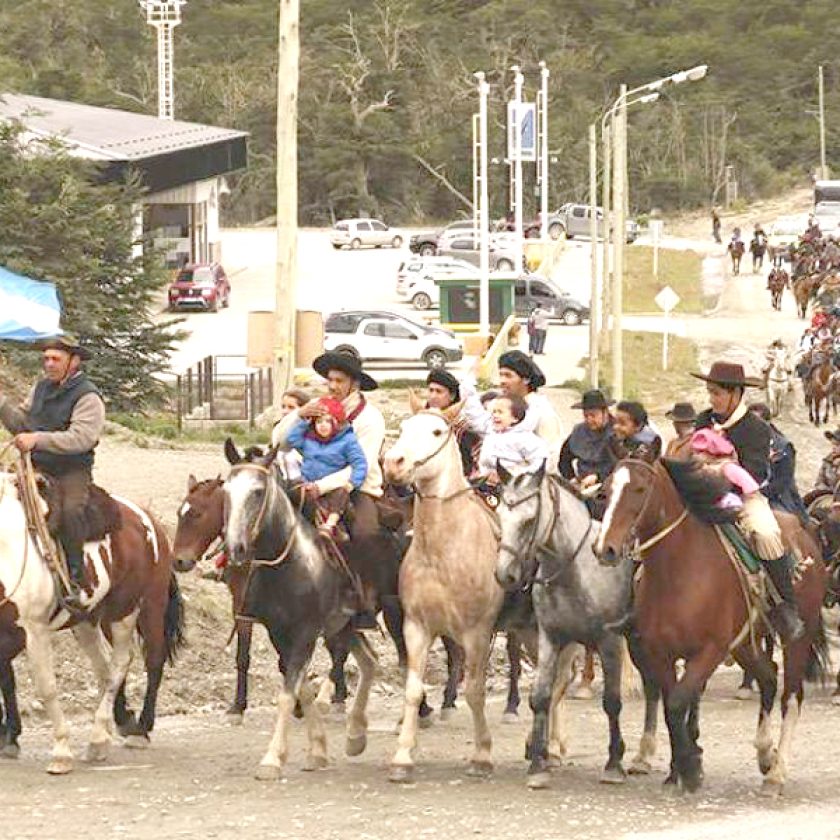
[
  {"left": 476, "top": 73, "right": 491, "bottom": 337},
  {"left": 538, "top": 62, "right": 550, "bottom": 240},
  {"left": 819, "top": 64, "right": 828, "bottom": 180},
  {"left": 512, "top": 65, "right": 525, "bottom": 271},
  {"left": 588, "top": 123, "right": 599, "bottom": 388},
  {"left": 611, "top": 84, "right": 627, "bottom": 401},
  {"left": 273, "top": 0, "right": 299, "bottom": 402},
  {"left": 600, "top": 118, "right": 612, "bottom": 360},
  {"left": 139, "top": 0, "right": 186, "bottom": 120}
]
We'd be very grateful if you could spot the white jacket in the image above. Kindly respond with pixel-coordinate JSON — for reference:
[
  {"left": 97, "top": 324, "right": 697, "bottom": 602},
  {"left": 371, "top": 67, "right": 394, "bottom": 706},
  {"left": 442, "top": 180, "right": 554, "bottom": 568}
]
[
  {"left": 478, "top": 427, "right": 549, "bottom": 476},
  {"left": 272, "top": 392, "right": 385, "bottom": 497}
]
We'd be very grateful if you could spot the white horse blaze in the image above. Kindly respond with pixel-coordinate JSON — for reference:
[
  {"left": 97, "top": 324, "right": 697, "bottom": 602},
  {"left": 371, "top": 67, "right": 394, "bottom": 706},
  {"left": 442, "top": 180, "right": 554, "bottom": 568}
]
[{"left": 597, "top": 466, "right": 630, "bottom": 554}]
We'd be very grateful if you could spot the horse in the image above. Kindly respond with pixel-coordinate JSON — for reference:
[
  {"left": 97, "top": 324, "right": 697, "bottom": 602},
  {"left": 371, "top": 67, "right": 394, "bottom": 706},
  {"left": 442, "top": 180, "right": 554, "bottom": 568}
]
[
  {"left": 767, "top": 267, "right": 788, "bottom": 311},
  {"left": 0, "top": 466, "right": 183, "bottom": 774},
  {"left": 494, "top": 465, "right": 659, "bottom": 789},
  {"left": 728, "top": 239, "right": 745, "bottom": 275},
  {"left": 806, "top": 352, "right": 833, "bottom": 425},
  {"left": 595, "top": 458, "right": 828, "bottom": 795},
  {"left": 172, "top": 471, "right": 464, "bottom": 723},
  {"left": 383, "top": 405, "right": 570, "bottom": 782},
  {"left": 222, "top": 440, "right": 383, "bottom": 779},
  {"left": 765, "top": 346, "right": 791, "bottom": 418},
  {"left": 792, "top": 276, "right": 813, "bottom": 319}
]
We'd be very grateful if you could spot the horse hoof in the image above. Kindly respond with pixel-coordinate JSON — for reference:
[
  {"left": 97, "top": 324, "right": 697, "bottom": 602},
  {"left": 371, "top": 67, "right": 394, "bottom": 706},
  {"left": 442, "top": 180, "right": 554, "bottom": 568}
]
[
  {"left": 466, "top": 760, "right": 493, "bottom": 778},
  {"left": 734, "top": 687, "right": 754, "bottom": 701},
  {"left": 600, "top": 765, "right": 627, "bottom": 785},
  {"left": 831, "top": 693, "right": 840, "bottom": 707},
  {"left": 629, "top": 757, "right": 652, "bottom": 776},
  {"left": 758, "top": 748, "right": 777, "bottom": 776},
  {"left": 225, "top": 711, "right": 244, "bottom": 727},
  {"left": 85, "top": 742, "right": 110, "bottom": 763},
  {"left": 123, "top": 734, "right": 150, "bottom": 750},
  {"left": 255, "top": 763, "right": 282, "bottom": 782},
  {"left": 346, "top": 734, "right": 367, "bottom": 757},
  {"left": 1, "top": 743, "right": 20, "bottom": 760},
  {"left": 46, "top": 756, "right": 74, "bottom": 775},
  {"left": 302, "top": 754, "right": 328, "bottom": 772},
  {"left": 527, "top": 771, "right": 551, "bottom": 790},
  {"left": 418, "top": 714, "right": 434, "bottom": 730},
  {"left": 439, "top": 707, "right": 456, "bottom": 722},
  {"left": 572, "top": 685, "right": 595, "bottom": 701},
  {"left": 760, "top": 778, "right": 784, "bottom": 798},
  {"left": 501, "top": 711, "right": 519, "bottom": 725},
  {"left": 388, "top": 764, "right": 414, "bottom": 784}
]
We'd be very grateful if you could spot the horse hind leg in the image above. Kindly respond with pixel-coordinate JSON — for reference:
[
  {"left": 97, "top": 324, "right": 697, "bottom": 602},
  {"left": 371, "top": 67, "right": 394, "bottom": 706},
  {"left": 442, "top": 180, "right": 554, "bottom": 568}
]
[
  {"left": 502, "top": 632, "right": 523, "bottom": 723},
  {"left": 345, "top": 632, "right": 376, "bottom": 758},
  {"left": 440, "top": 636, "right": 464, "bottom": 720},
  {"left": 0, "top": 658, "right": 21, "bottom": 759},
  {"left": 227, "top": 620, "right": 253, "bottom": 722}
]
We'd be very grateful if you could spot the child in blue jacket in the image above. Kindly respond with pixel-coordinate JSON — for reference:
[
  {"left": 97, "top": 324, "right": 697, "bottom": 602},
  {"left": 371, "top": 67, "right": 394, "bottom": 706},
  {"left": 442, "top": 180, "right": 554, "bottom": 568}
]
[{"left": 286, "top": 396, "right": 368, "bottom": 539}]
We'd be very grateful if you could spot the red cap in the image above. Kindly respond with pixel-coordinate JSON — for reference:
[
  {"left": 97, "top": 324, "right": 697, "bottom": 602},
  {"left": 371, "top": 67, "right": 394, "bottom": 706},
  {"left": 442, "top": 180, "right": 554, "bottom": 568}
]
[{"left": 315, "top": 397, "right": 346, "bottom": 427}]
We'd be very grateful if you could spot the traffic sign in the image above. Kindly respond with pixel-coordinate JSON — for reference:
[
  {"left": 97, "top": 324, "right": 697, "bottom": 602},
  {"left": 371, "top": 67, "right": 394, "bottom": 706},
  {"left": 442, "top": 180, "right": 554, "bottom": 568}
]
[{"left": 655, "top": 285, "right": 680, "bottom": 313}]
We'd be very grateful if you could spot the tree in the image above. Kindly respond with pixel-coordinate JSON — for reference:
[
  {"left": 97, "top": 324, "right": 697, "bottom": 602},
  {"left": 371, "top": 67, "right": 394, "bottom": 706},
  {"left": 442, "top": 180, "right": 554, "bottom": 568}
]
[{"left": 0, "top": 123, "right": 181, "bottom": 411}]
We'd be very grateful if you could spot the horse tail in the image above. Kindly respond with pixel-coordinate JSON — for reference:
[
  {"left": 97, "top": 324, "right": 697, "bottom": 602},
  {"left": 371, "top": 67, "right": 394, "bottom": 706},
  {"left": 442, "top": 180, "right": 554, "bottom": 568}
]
[
  {"left": 805, "top": 612, "right": 830, "bottom": 685},
  {"left": 163, "top": 572, "right": 187, "bottom": 666}
]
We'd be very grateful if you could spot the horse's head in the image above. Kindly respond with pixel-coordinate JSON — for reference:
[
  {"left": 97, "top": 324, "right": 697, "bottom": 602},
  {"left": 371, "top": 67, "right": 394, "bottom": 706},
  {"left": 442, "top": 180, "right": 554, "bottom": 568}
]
[
  {"left": 593, "top": 460, "right": 656, "bottom": 566},
  {"left": 495, "top": 462, "right": 546, "bottom": 590},
  {"left": 383, "top": 401, "right": 463, "bottom": 487},
  {"left": 223, "top": 437, "right": 280, "bottom": 568},
  {"left": 172, "top": 474, "right": 224, "bottom": 572}
]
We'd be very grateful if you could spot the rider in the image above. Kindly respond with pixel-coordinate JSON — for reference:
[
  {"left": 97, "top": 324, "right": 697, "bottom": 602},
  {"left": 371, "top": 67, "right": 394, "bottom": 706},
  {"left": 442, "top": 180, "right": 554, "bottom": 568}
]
[
  {"left": 664, "top": 402, "right": 696, "bottom": 460},
  {"left": 424, "top": 369, "right": 481, "bottom": 477},
  {"left": 0, "top": 335, "right": 105, "bottom": 614},
  {"left": 610, "top": 400, "right": 662, "bottom": 461},
  {"left": 477, "top": 395, "right": 548, "bottom": 481},
  {"left": 558, "top": 389, "right": 617, "bottom": 487},
  {"left": 692, "top": 361, "right": 804, "bottom": 642},
  {"left": 813, "top": 427, "right": 840, "bottom": 498}
]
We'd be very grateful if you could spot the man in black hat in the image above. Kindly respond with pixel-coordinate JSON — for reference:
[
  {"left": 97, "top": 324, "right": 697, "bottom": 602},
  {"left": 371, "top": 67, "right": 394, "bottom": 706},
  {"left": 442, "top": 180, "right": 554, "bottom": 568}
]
[
  {"left": 558, "top": 389, "right": 617, "bottom": 489},
  {"left": 693, "top": 361, "right": 803, "bottom": 641},
  {"left": 0, "top": 335, "right": 105, "bottom": 613},
  {"left": 813, "top": 427, "right": 840, "bottom": 499},
  {"left": 664, "top": 402, "right": 697, "bottom": 460},
  {"left": 425, "top": 370, "right": 481, "bottom": 476}
]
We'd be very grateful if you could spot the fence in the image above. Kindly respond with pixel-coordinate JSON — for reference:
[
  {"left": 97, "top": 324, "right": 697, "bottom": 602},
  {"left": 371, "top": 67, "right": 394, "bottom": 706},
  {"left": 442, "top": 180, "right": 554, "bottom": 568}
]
[{"left": 175, "top": 355, "right": 273, "bottom": 431}]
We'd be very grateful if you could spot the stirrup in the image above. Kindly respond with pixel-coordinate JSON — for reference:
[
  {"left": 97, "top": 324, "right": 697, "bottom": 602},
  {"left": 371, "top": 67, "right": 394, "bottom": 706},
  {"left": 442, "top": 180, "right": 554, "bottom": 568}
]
[{"left": 768, "top": 603, "right": 805, "bottom": 643}]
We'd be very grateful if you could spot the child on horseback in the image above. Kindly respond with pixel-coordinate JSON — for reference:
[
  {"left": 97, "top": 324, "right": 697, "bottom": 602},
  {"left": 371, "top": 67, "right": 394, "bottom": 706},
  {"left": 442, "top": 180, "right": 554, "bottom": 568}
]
[
  {"left": 478, "top": 395, "right": 548, "bottom": 484},
  {"left": 690, "top": 428, "right": 760, "bottom": 510},
  {"left": 286, "top": 397, "right": 368, "bottom": 541}
]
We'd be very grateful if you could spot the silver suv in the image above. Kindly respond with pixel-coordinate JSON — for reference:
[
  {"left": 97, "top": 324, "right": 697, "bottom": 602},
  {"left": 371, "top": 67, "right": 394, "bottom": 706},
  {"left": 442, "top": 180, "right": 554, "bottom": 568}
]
[
  {"left": 436, "top": 231, "right": 520, "bottom": 272},
  {"left": 550, "top": 203, "right": 639, "bottom": 243}
]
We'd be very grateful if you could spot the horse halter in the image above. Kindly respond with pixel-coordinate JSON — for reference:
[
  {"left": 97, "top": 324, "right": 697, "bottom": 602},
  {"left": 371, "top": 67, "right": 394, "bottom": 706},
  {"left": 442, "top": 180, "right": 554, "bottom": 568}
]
[{"left": 411, "top": 410, "right": 456, "bottom": 468}]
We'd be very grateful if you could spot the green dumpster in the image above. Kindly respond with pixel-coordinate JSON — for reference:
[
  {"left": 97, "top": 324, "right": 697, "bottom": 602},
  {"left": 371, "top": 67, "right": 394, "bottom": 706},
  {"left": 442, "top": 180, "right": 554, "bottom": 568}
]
[{"left": 436, "top": 275, "right": 516, "bottom": 332}]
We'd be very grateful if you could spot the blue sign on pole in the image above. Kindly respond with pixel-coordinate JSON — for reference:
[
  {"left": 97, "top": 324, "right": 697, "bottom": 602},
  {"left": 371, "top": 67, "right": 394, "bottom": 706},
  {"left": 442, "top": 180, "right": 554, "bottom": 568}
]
[
  {"left": 0, "top": 266, "right": 62, "bottom": 341},
  {"left": 507, "top": 102, "right": 537, "bottom": 162}
]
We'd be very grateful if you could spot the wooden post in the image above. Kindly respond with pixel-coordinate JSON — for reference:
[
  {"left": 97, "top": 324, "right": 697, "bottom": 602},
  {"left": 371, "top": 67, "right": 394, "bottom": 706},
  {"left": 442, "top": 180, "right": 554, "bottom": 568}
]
[{"left": 273, "top": 0, "right": 300, "bottom": 405}]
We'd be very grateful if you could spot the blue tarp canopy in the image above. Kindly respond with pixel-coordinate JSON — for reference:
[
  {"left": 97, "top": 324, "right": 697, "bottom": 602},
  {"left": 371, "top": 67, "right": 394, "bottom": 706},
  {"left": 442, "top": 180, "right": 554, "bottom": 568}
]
[{"left": 0, "top": 266, "right": 61, "bottom": 342}]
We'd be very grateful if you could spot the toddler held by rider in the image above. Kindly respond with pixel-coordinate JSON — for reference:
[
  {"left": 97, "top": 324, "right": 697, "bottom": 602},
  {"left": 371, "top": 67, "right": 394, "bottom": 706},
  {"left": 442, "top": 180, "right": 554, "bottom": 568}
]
[
  {"left": 690, "top": 428, "right": 760, "bottom": 510},
  {"left": 478, "top": 395, "right": 548, "bottom": 485}
]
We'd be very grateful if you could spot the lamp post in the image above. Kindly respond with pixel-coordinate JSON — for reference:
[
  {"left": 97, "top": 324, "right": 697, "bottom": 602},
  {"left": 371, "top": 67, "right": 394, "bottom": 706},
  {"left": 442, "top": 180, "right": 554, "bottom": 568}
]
[
  {"left": 819, "top": 64, "right": 828, "bottom": 180},
  {"left": 511, "top": 65, "right": 525, "bottom": 271},
  {"left": 538, "top": 61, "right": 550, "bottom": 240},
  {"left": 609, "top": 64, "right": 708, "bottom": 400},
  {"left": 138, "top": 1, "right": 187, "bottom": 120},
  {"left": 475, "top": 72, "right": 491, "bottom": 337}
]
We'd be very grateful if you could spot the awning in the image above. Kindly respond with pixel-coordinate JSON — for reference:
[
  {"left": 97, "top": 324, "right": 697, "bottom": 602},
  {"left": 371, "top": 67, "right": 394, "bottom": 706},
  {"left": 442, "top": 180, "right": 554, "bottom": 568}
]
[{"left": 0, "top": 266, "right": 61, "bottom": 341}]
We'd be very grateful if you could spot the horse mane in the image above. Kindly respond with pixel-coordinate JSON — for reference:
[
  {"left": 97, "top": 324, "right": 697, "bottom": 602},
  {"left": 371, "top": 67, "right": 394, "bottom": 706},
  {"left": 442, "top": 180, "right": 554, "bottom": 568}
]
[
  {"left": 550, "top": 474, "right": 588, "bottom": 506},
  {"left": 659, "top": 459, "right": 739, "bottom": 525}
]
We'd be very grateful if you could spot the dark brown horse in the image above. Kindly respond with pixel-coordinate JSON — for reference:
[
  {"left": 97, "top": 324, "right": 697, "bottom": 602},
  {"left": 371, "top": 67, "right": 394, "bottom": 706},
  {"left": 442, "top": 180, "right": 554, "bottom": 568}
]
[
  {"left": 767, "top": 267, "right": 788, "bottom": 311},
  {"left": 792, "top": 275, "right": 817, "bottom": 319},
  {"left": 806, "top": 353, "right": 833, "bottom": 426},
  {"left": 595, "top": 459, "right": 827, "bottom": 795},
  {"left": 728, "top": 239, "right": 745, "bottom": 275}
]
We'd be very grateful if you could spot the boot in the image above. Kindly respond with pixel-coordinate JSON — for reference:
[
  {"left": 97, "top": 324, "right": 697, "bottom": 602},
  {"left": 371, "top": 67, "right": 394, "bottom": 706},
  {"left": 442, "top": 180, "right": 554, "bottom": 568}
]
[
  {"left": 763, "top": 555, "right": 805, "bottom": 642},
  {"left": 61, "top": 546, "right": 87, "bottom": 615}
]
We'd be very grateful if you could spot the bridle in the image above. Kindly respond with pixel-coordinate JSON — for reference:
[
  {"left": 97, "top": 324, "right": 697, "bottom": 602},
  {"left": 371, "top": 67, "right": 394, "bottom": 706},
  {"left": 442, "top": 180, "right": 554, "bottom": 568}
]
[{"left": 405, "top": 411, "right": 473, "bottom": 502}]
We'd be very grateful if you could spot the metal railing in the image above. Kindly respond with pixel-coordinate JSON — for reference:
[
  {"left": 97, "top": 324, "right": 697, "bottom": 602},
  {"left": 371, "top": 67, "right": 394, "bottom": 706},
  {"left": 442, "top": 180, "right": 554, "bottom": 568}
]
[{"left": 175, "top": 355, "right": 273, "bottom": 430}]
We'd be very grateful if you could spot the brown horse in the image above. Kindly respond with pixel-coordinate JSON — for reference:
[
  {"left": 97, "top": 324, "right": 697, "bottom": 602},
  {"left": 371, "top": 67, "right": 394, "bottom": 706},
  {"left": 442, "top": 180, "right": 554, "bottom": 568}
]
[
  {"left": 806, "top": 353, "right": 833, "bottom": 426},
  {"left": 728, "top": 239, "right": 745, "bottom": 275},
  {"left": 595, "top": 459, "right": 828, "bottom": 795},
  {"left": 0, "top": 469, "right": 183, "bottom": 773},
  {"left": 792, "top": 275, "right": 817, "bottom": 319},
  {"left": 767, "top": 267, "right": 788, "bottom": 311}
]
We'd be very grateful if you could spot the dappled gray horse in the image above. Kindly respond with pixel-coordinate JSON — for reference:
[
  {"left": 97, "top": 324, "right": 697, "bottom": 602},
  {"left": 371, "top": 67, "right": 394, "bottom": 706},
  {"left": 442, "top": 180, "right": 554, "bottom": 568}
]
[{"left": 496, "top": 466, "right": 658, "bottom": 788}]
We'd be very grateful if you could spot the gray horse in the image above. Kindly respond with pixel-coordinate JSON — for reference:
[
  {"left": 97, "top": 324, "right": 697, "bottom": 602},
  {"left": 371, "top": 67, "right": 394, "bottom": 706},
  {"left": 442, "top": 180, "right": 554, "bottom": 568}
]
[{"left": 495, "top": 464, "right": 658, "bottom": 788}]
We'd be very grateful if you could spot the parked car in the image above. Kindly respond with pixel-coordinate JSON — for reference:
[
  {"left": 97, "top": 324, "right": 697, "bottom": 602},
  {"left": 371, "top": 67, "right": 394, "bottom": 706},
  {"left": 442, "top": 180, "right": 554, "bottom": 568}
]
[
  {"left": 324, "top": 310, "right": 462, "bottom": 369},
  {"left": 514, "top": 275, "right": 589, "bottom": 325},
  {"left": 436, "top": 231, "right": 519, "bottom": 272},
  {"left": 395, "top": 257, "right": 478, "bottom": 310},
  {"left": 814, "top": 201, "right": 840, "bottom": 234},
  {"left": 330, "top": 219, "right": 404, "bottom": 250},
  {"left": 767, "top": 215, "right": 809, "bottom": 260},
  {"left": 167, "top": 263, "right": 230, "bottom": 312},
  {"left": 409, "top": 220, "right": 480, "bottom": 256},
  {"left": 548, "top": 203, "right": 639, "bottom": 243}
]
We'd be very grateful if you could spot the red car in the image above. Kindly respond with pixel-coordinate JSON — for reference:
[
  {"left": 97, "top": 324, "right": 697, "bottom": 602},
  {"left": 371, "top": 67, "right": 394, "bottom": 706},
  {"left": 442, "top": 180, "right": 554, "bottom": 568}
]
[{"left": 167, "top": 263, "right": 230, "bottom": 312}]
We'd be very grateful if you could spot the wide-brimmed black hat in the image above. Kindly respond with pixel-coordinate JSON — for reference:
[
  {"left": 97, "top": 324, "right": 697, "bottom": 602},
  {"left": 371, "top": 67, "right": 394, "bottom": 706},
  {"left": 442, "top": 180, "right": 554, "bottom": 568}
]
[
  {"left": 825, "top": 428, "right": 840, "bottom": 443},
  {"left": 690, "top": 361, "right": 762, "bottom": 389},
  {"left": 313, "top": 352, "right": 378, "bottom": 391},
  {"left": 426, "top": 369, "right": 460, "bottom": 401},
  {"left": 498, "top": 350, "right": 546, "bottom": 390},
  {"left": 37, "top": 334, "right": 91, "bottom": 361},
  {"left": 665, "top": 401, "right": 697, "bottom": 422},
  {"left": 571, "top": 389, "right": 614, "bottom": 411}
]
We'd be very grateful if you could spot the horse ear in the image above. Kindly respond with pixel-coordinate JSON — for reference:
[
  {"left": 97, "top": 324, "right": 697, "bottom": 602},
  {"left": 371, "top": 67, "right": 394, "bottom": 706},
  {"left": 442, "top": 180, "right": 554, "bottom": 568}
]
[
  {"left": 496, "top": 459, "right": 512, "bottom": 485},
  {"left": 408, "top": 388, "right": 424, "bottom": 415},
  {"left": 441, "top": 400, "right": 464, "bottom": 425},
  {"left": 533, "top": 459, "right": 547, "bottom": 483},
  {"left": 263, "top": 444, "right": 280, "bottom": 467},
  {"left": 187, "top": 474, "right": 198, "bottom": 491},
  {"left": 224, "top": 437, "right": 242, "bottom": 465}
]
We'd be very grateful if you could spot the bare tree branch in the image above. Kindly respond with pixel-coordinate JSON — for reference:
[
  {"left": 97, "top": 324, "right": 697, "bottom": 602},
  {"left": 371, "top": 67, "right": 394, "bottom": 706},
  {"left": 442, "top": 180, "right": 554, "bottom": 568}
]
[{"left": 412, "top": 154, "right": 473, "bottom": 209}]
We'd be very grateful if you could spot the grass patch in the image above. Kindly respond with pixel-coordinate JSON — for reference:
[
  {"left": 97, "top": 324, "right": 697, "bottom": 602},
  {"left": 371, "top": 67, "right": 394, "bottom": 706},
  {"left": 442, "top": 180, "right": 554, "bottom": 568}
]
[
  {"left": 624, "top": 246, "right": 704, "bottom": 314},
  {"left": 591, "top": 331, "right": 699, "bottom": 409},
  {"left": 109, "top": 412, "right": 267, "bottom": 445}
]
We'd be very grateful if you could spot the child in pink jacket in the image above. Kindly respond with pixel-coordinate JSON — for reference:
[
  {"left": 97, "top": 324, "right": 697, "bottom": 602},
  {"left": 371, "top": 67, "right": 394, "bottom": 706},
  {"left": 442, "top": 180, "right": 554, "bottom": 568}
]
[{"left": 690, "top": 428, "right": 760, "bottom": 510}]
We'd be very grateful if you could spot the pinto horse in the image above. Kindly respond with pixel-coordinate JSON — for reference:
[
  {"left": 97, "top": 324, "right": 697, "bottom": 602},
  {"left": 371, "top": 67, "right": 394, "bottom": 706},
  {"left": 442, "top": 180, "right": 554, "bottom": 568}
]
[
  {"left": 595, "top": 459, "right": 828, "bottom": 795},
  {"left": 0, "top": 467, "right": 183, "bottom": 774}
]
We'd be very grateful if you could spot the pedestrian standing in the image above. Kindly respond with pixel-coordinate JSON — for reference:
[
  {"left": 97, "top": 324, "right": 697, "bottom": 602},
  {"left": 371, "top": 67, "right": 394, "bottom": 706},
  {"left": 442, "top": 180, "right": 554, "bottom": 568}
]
[
  {"left": 712, "top": 208, "right": 722, "bottom": 244},
  {"left": 532, "top": 304, "right": 550, "bottom": 355},
  {"left": 527, "top": 307, "right": 538, "bottom": 354}
]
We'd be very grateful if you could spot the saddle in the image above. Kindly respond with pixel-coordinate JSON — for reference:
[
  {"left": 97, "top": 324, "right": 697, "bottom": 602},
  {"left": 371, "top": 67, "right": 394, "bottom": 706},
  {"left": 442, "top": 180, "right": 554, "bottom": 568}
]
[{"left": 41, "top": 481, "right": 122, "bottom": 543}]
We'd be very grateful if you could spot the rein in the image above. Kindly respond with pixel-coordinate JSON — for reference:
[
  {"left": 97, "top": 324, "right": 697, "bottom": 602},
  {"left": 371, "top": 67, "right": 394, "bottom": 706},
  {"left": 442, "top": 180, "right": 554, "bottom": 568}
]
[{"left": 408, "top": 411, "right": 472, "bottom": 501}]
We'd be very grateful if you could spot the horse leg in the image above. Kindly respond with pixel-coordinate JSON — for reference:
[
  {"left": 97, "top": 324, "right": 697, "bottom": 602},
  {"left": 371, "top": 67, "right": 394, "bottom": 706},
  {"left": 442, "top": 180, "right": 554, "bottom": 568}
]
[
  {"left": 0, "top": 658, "right": 21, "bottom": 759},
  {"left": 502, "top": 632, "right": 522, "bottom": 722},
  {"left": 324, "top": 628, "right": 350, "bottom": 712},
  {"left": 440, "top": 635, "right": 464, "bottom": 719},
  {"left": 389, "top": 616, "right": 431, "bottom": 783},
  {"left": 87, "top": 612, "right": 139, "bottom": 763},
  {"left": 345, "top": 632, "right": 376, "bottom": 757},
  {"left": 546, "top": 644, "right": 577, "bottom": 765},
  {"left": 462, "top": 628, "right": 494, "bottom": 777},
  {"left": 525, "top": 629, "right": 565, "bottom": 789},
  {"left": 298, "top": 673, "right": 328, "bottom": 772},
  {"left": 625, "top": 630, "right": 659, "bottom": 775},
  {"left": 574, "top": 646, "right": 597, "bottom": 700},
  {"left": 227, "top": 620, "right": 253, "bottom": 721},
  {"left": 597, "top": 635, "right": 627, "bottom": 784},
  {"left": 71, "top": 622, "right": 116, "bottom": 756},
  {"left": 129, "top": 599, "right": 172, "bottom": 745},
  {"left": 23, "top": 623, "right": 73, "bottom": 774}
]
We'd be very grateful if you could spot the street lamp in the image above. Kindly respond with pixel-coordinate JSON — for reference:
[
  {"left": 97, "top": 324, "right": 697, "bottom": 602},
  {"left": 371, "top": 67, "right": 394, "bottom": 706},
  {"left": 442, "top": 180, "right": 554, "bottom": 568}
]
[
  {"left": 511, "top": 65, "right": 525, "bottom": 272},
  {"left": 138, "top": 1, "right": 187, "bottom": 120},
  {"left": 474, "top": 72, "right": 491, "bottom": 337},
  {"left": 538, "top": 61, "right": 550, "bottom": 240}
]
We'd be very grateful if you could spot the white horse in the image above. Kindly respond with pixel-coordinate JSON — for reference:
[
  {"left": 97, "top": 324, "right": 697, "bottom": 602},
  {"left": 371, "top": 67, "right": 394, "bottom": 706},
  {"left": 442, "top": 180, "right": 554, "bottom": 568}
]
[
  {"left": 0, "top": 469, "right": 164, "bottom": 774},
  {"left": 765, "top": 346, "right": 791, "bottom": 417}
]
